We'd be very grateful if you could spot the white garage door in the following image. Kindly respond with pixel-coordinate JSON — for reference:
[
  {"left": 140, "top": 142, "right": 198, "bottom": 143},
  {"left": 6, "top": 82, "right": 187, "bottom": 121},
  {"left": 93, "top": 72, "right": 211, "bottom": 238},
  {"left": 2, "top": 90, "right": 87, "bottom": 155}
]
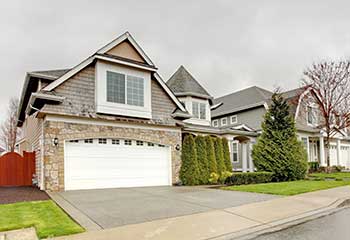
[
  {"left": 341, "top": 146, "right": 350, "bottom": 169},
  {"left": 64, "top": 138, "right": 172, "bottom": 190}
]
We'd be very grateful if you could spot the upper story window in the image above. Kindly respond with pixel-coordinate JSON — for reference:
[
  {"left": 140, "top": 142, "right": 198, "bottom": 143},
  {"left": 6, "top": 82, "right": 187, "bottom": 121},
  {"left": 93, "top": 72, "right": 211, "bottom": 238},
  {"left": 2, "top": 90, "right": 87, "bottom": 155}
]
[
  {"left": 230, "top": 115, "right": 238, "bottom": 124},
  {"left": 107, "top": 71, "right": 144, "bottom": 107},
  {"left": 212, "top": 119, "right": 219, "bottom": 127},
  {"left": 221, "top": 117, "right": 227, "bottom": 126},
  {"left": 192, "top": 102, "right": 206, "bottom": 120},
  {"left": 307, "top": 106, "right": 318, "bottom": 125}
]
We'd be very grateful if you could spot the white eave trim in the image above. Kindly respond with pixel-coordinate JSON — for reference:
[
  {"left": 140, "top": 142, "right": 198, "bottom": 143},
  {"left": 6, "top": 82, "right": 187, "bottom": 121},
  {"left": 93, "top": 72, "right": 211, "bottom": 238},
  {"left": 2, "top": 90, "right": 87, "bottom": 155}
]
[
  {"left": 43, "top": 56, "right": 95, "bottom": 91},
  {"left": 96, "top": 31, "right": 155, "bottom": 67},
  {"left": 211, "top": 102, "right": 223, "bottom": 110},
  {"left": 153, "top": 72, "right": 187, "bottom": 112},
  {"left": 95, "top": 55, "right": 157, "bottom": 72},
  {"left": 25, "top": 92, "right": 65, "bottom": 114},
  {"left": 231, "top": 124, "right": 255, "bottom": 132}
]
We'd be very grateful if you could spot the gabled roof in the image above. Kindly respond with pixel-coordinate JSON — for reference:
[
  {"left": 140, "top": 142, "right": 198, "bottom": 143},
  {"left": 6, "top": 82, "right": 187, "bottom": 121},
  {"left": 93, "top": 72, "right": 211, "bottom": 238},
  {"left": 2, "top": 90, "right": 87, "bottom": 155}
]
[
  {"left": 212, "top": 86, "right": 273, "bottom": 117},
  {"left": 167, "top": 66, "right": 212, "bottom": 100},
  {"left": 29, "top": 69, "right": 71, "bottom": 80}
]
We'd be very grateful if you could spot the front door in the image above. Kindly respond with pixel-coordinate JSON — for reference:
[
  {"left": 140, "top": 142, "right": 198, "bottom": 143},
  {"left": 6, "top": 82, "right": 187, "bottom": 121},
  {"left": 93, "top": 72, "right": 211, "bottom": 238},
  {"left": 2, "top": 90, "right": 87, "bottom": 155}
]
[{"left": 309, "top": 142, "right": 318, "bottom": 162}]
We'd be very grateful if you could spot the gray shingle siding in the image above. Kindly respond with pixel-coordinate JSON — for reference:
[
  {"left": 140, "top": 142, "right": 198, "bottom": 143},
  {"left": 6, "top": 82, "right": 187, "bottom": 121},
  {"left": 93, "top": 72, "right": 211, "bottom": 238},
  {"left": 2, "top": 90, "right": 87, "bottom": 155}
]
[
  {"left": 212, "top": 106, "right": 266, "bottom": 130},
  {"left": 42, "top": 64, "right": 177, "bottom": 126}
]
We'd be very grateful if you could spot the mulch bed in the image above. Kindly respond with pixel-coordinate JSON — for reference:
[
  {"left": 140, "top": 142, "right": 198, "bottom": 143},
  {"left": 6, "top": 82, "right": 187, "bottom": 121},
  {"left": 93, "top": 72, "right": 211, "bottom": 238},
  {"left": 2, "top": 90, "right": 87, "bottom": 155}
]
[{"left": 0, "top": 186, "right": 50, "bottom": 204}]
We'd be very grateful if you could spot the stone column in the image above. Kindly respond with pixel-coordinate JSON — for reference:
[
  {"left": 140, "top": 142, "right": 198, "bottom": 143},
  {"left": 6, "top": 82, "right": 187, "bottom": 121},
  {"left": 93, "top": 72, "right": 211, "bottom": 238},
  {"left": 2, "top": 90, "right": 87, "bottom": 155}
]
[
  {"left": 319, "top": 136, "right": 326, "bottom": 166},
  {"left": 242, "top": 143, "right": 248, "bottom": 172},
  {"left": 337, "top": 139, "right": 341, "bottom": 166}
]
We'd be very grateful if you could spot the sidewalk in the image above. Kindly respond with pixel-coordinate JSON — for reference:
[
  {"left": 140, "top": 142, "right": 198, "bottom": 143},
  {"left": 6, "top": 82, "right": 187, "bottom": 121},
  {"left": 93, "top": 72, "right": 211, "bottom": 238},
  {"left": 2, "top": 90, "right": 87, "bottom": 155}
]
[{"left": 50, "top": 186, "right": 350, "bottom": 240}]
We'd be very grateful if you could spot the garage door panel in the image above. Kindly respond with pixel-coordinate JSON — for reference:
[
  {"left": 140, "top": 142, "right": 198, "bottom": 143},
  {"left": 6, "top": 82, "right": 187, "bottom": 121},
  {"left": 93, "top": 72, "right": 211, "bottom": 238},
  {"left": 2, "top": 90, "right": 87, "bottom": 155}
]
[{"left": 65, "top": 139, "right": 171, "bottom": 190}]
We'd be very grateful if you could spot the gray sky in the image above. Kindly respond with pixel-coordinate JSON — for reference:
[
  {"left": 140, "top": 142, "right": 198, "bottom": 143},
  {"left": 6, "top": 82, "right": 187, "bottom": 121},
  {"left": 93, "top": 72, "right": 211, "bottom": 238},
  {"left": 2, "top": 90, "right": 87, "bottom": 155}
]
[{"left": 1, "top": 0, "right": 350, "bottom": 122}]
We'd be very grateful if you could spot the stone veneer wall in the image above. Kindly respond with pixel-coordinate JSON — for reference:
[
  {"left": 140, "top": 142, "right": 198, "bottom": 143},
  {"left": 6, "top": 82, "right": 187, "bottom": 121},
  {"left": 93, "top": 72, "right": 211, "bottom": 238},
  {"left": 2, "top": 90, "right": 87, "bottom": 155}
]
[{"left": 43, "top": 120, "right": 182, "bottom": 191}]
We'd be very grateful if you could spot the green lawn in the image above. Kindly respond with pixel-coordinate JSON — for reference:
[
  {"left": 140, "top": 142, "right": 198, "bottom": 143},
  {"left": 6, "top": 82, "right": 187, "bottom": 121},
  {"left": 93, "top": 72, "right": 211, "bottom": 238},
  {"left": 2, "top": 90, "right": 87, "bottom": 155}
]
[
  {"left": 0, "top": 200, "right": 84, "bottom": 239},
  {"left": 309, "top": 172, "right": 350, "bottom": 180},
  {"left": 222, "top": 180, "right": 350, "bottom": 196}
]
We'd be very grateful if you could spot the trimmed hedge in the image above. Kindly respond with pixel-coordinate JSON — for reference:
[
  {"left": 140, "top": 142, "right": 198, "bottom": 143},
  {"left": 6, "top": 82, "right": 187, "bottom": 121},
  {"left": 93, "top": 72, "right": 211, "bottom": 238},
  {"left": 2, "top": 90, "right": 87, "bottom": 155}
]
[
  {"left": 222, "top": 138, "right": 233, "bottom": 172},
  {"left": 205, "top": 136, "right": 217, "bottom": 174},
  {"left": 180, "top": 135, "right": 200, "bottom": 185},
  {"left": 214, "top": 138, "right": 226, "bottom": 174},
  {"left": 225, "top": 172, "right": 273, "bottom": 185},
  {"left": 195, "top": 135, "right": 209, "bottom": 184}
]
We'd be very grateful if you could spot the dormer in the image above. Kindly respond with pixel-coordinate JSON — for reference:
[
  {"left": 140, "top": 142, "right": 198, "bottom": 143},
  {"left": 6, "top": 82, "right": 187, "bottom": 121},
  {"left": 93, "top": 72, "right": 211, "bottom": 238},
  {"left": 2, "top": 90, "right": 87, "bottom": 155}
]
[{"left": 167, "top": 66, "right": 213, "bottom": 126}]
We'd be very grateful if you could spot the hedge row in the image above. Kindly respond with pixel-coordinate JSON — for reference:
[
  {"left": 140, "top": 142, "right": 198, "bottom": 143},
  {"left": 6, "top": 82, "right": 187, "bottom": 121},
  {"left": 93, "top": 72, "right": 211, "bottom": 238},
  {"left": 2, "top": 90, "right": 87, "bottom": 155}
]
[
  {"left": 180, "top": 135, "right": 232, "bottom": 185},
  {"left": 225, "top": 172, "right": 273, "bottom": 185}
]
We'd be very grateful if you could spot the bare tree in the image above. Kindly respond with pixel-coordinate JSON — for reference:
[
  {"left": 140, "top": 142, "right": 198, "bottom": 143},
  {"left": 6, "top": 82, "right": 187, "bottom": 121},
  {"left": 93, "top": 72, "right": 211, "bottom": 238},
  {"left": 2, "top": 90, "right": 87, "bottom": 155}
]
[
  {"left": 0, "top": 98, "right": 21, "bottom": 152},
  {"left": 302, "top": 61, "right": 350, "bottom": 167}
]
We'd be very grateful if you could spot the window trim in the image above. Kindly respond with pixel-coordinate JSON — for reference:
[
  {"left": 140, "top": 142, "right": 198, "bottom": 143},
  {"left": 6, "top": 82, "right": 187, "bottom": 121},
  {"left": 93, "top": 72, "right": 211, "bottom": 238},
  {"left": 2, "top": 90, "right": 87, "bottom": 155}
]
[
  {"left": 221, "top": 117, "right": 228, "bottom": 126},
  {"left": 230, "top": 115, "right": 238, "bottom": 124},
  {"left": 96, "top": 61, "right": 152, "bottom": 119},
  {"left": 212, "top": 119, "right": 219, "bottom": 127},
  {"left": 232, "top": 141, "right": 239, "bottom": 163}
]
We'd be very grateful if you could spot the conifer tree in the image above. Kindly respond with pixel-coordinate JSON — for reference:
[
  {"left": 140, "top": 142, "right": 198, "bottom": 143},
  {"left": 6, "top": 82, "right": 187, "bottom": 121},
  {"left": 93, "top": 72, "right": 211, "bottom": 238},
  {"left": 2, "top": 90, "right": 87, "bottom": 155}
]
[
  {"left": 252, "top": 91, "right": 308, "bottom": 181},
  {"left": 205, "top": 136, "right": 217, "bottom": 175},
  {"left": 214, "top": 137, "right": 226, "bottom": 175},
  {"left": 180, "top": 135, "right": 200, "bottom": 185},
  {"left": 195, "top": 135, "right": 209, "bottom": 184},
  {"left": 222, "top": 138, "right": 233, "bottom": 172}
]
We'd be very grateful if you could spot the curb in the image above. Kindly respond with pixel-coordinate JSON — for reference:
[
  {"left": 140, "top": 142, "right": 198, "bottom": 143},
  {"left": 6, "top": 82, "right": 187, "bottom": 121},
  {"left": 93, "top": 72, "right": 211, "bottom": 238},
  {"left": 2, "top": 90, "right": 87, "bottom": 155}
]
[{"left": 211, "top": 197, "right": 350, "bottom": 240}]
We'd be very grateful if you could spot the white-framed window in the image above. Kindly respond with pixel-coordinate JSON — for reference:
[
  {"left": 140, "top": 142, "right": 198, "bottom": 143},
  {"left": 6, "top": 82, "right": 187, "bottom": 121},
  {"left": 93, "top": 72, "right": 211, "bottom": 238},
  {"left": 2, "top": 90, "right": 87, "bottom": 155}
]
[
  {"left": 136, "top": 140, "right": 144, "bottom": 146},
  {"left": 232, "top": 141, "right": 239, "bottom": 163},
  {"left": 301, "top": 137, "right": 308, "bottom": 150},
  {"left": 212, "top": 119, "right": 219, "bottom": 127},
  {"left": 84, "top": 139, "right": 93, "bottom": 144},
  {"left": 69, "top": 140, "right": 79, "bottom": 143},
  {"left": 147, "top": 142, "right": 155, "bottom": 147},
  {"left": 124, "top": 139, "right": 132, "bottom": 145},
  {"left": 112, "top": 139, "right": 120, "bottom": 145},
  {"left": 307, "top": 106, "right": 318, "bottom": 125},
  {"left": 221, "top": 117, "right": 227, "bottom": 126},
  {"left": 192, "top": 102, "right": 206, "bottom": 120},
  {"left": 98, "top": 138, "right": 107, "bottom": 144},
  {"left": 230, "top": 115, "right": 238, "bottom": 124},
  {"left": 107, "top": 71, "right": 144, "bottom": 107}
]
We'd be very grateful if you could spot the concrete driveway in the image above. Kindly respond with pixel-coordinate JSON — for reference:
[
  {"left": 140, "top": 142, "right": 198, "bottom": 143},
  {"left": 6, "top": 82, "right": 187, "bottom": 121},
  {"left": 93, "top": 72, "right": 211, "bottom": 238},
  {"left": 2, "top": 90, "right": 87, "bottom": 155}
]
[{"left": 52, "top": 186, "right": 278, "bottom": 229}]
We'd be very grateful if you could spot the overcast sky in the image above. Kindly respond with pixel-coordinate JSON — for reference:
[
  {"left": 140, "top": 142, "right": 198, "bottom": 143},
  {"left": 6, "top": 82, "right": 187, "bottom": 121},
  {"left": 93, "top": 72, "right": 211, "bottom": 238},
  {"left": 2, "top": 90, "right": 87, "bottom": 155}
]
[{"left": 1, "top": 0, "right": 350, "bottom": 122}]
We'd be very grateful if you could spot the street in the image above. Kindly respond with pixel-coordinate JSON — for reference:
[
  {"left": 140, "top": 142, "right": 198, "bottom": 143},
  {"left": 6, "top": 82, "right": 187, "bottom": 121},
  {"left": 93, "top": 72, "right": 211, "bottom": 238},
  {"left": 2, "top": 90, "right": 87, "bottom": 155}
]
[{"left": 253, "top": 208, "right": 350, "bottom": 240}]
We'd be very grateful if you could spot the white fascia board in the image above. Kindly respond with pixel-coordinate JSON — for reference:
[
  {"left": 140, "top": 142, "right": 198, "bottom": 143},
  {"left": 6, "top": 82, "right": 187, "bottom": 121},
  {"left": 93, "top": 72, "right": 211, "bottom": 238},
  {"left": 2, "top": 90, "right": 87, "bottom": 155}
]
[
  {"left": 43, "top": 56, "right": 95, "bottom": 91},
  {"left": 153, "top": 72, "right": 187, "bottom": 112},
  {"left": 95, "top": 55, "right": 157, "bottom": 72},
  {"left": 96, "top": 32, "right": 155, "bottom": 67},
  {"left": 25, "top": 93, "right": 65, "bottom": 114}
]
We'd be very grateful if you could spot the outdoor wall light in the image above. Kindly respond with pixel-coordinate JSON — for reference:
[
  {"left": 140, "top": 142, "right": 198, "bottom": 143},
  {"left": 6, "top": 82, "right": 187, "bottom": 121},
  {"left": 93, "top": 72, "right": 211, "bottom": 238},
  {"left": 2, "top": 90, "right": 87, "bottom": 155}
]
[
  {"left": 175, "top": 144, "right": 181, "bottom": 151},
  {"left": 53, "top": 138, "right": 59, "bottom": 147}
]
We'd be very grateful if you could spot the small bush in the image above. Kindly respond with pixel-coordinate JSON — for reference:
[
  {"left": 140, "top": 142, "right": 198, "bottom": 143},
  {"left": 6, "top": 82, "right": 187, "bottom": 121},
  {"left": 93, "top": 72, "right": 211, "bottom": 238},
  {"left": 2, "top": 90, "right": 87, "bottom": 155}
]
[
  {"left": 225, "top": 172, "right": 274, "bottom": 185},
  {"left": 208, "top": 172, "right": 219, "bottom": 184},
  {"left": 308, "top": 162, "right": 320, "bottom": 173},
  {"left": 219, "top": 171, "right": 232, "bottom": 184}
]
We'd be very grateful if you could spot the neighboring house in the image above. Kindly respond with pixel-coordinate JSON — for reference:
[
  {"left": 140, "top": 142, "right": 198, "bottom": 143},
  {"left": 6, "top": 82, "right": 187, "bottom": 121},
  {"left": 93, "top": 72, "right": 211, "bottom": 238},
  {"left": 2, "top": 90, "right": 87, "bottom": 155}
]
[
  {"left": 167, "top": 66, "right": 258, "bottom": 172},
  {"left": 17, "top": 32, "right": 190, "bottom": 191},
  {"left": 211, "top": 85, "right": 350, "bottom": 170}
]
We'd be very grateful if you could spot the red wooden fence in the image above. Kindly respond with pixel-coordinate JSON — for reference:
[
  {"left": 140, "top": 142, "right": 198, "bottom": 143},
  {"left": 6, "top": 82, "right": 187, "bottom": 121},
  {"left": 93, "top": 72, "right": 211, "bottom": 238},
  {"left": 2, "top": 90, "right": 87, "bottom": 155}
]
[{"left": 0, "top": 151, "right": 35, "bottom": 186}]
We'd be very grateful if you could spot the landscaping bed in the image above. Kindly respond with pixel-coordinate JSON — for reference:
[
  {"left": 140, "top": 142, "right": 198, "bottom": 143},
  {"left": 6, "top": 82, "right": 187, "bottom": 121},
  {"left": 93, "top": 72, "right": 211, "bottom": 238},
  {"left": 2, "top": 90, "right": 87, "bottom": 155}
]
[
  {"left": 0, "top": 200, "right": 84, "bottom": 239},
  {"left": 308, "top": 172, "right": 350, "bottom": 181},
  {"left": 222, "top": 180, "right": 350, "bottom": 196},
  {"left": 0, "top": 186, "right": 50, "bottom": 204}
]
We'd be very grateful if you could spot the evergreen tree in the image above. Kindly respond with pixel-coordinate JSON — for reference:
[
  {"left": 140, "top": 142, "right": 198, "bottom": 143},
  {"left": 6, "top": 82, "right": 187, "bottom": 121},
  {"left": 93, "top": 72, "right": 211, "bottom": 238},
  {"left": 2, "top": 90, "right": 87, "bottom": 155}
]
[
  {"left": 180, "top": 135, "right": 200, "bottom": 185},
  {"left": 222, "top": 138, "right": 233, "bottom": 172},
  {"left": 195, "top": 135, "right": 209, "bottom": 184},
  {"left": 214, "top": 138, "right": 226, "bottom": 175},
  {"left": 252, "top": 91, "right": 308, "bottom": 181},
  {"left": 205, "top": 136, "right": 217, "bottom": 175}
]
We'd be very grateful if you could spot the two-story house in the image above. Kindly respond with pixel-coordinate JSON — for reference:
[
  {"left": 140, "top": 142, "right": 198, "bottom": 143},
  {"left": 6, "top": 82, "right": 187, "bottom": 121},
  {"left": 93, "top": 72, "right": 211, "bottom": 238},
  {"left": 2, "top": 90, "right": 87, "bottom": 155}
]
[{"left": 17, "top": 32, "right": 191, "bottom": 191}]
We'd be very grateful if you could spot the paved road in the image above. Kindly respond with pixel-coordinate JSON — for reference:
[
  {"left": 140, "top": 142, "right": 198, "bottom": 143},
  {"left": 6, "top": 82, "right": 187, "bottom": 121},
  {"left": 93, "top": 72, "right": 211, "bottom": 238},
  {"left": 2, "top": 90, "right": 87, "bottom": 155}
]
[{"left": 254, "top": 208, "right": 350, "bottom": 240}]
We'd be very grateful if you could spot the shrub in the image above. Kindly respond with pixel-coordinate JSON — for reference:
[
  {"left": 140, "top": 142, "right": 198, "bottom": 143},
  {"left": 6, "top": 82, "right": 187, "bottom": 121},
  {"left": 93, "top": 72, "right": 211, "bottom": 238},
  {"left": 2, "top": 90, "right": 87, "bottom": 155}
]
[
  {"left": 222, "top": 138, "right": 233, "bottom": 172},
  {"left": 252, "top": 92, "right": 308, "bottom": 181},
  {"left": 308, "top": 162, "right": 320, "bottom": 173},
  {"left": 225, "top": 172, "right": 274, "bottom": 185},
  {"left": 205, "top": 136, "right": 217, "bottom": 175},
  {"left": 208, "top": 172, "right": 219, "bottom": 184},
  {"left": 180, "top": 135, "right": 200, "bottom": 185},
  {"left": 214, "top": 138, "right": 226, "bottom": 175},
  {"left": 195, "top": 135, "right": 209, "bottom": 184},
  {"left": 219, "top": 171, "right": 232, "bottom": 184}
]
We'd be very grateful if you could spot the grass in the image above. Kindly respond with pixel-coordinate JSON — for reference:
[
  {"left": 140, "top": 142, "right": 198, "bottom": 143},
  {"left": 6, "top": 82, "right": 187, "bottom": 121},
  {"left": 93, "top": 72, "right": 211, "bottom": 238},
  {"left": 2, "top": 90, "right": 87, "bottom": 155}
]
[
  {"left": 222, "top": 180, "right": 350, "bottom": 196},
  {"left": 308, "top": 172, "right": 350, "bottom": 180},
  {"left": 0, "top": 200, "right": 84, "bottom": 239}
]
